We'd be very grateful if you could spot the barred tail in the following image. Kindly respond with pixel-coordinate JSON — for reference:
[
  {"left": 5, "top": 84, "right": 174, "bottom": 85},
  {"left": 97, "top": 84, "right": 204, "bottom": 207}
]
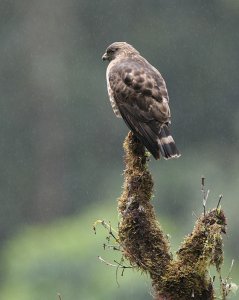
[
  {"left": 117, "top": 105, "right": 180, "bottom": 160},
  {"left": 157, "top": 124, "right": 181, "bottom": 159}
]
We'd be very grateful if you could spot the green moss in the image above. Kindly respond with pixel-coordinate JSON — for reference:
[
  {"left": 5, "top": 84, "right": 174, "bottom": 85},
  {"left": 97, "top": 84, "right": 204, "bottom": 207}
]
[
  {"left": 118, "top": 132, "right": 171, "bottom": 276},
  {"left": 117, "top": 132, "right": 227, "bottom": 300}
]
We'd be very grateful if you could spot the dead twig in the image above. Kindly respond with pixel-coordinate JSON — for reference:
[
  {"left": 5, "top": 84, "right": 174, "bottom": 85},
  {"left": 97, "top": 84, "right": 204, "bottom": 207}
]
[{"left": 201, "top": 176, "right": 210, "bottom": 216}]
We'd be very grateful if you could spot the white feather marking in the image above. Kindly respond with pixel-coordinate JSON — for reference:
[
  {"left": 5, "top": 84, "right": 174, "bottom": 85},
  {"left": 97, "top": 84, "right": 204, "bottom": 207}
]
[{"left": 158, "top": 135, "right": 174, "bottom": 144}]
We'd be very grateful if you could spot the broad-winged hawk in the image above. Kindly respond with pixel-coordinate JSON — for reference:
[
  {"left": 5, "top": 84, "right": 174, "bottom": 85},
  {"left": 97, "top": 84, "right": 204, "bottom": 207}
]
[{"left": 102, "top": 42, "right": 180, "bottom": 160}]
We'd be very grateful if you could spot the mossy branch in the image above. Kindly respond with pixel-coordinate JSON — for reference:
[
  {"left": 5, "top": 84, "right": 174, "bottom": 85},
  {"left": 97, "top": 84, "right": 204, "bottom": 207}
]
[{"left": 117, "top": 132, "right": 227, "bottom": 300}]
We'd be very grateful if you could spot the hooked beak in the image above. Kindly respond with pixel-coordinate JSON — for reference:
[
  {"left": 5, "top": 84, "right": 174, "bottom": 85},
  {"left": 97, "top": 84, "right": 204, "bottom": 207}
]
[{"left": 102, "top": 53, "right": 108, "bottom": 61}]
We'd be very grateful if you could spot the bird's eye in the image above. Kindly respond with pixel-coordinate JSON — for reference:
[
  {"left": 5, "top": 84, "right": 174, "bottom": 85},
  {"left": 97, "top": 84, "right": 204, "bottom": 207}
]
[
  {"left": 107, "top": 48, "right": 114, "bottom": 54},
  {"left": 107, "top": 47, "right": 118, "bottom": 54}
]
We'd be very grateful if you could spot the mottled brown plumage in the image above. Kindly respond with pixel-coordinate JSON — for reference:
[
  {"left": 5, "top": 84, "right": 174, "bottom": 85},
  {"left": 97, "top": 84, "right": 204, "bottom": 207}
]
[{"left": 102, "top": 42, "right": 180, "bottom": 160}]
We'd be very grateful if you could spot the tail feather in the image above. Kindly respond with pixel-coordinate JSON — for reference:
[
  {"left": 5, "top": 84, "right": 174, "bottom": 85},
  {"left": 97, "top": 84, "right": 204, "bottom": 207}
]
[
  {"left": 158, "top": 125, "right": 180, "bottom": 159},
  {"left": 118, "top": 105, "right": 180, "bottom": 160}
]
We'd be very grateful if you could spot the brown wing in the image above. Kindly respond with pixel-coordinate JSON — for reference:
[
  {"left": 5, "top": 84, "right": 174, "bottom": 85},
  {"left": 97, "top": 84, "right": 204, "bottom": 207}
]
[
  {"left": 108, "top": 56, "right": 174, "bottom": 159},
  {"left": 108, "top": 57, "right": 171, "bottom": 123}
]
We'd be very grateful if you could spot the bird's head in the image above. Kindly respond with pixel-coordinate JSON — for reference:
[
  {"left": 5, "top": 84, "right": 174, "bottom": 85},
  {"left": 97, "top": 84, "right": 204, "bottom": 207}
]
[{"left": 102, "top": 42, "right": 139, "bottom": 62}]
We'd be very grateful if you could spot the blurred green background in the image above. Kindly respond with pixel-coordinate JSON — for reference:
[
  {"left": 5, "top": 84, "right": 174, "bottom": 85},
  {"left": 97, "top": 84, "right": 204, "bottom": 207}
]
[{"left": 0, "top": 0, "right": 239, "bottom": 299}]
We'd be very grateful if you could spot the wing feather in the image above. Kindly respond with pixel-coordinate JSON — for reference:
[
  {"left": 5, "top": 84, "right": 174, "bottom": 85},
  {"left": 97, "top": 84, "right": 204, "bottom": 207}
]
[{"left": 118, "top": 105, "right": 161, "bottom": 159}]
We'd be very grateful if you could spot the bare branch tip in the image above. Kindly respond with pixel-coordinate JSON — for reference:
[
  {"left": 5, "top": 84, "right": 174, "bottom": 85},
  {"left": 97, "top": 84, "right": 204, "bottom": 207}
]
[{"left": 217, "top": 194, "right": 223, "bottom": 209}]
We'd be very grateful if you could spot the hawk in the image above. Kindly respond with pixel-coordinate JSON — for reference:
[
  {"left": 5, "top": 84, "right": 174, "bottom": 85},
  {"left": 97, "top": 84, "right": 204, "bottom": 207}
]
[{"left": 102, "top": 42, "right": 180, "bottom": 160}]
